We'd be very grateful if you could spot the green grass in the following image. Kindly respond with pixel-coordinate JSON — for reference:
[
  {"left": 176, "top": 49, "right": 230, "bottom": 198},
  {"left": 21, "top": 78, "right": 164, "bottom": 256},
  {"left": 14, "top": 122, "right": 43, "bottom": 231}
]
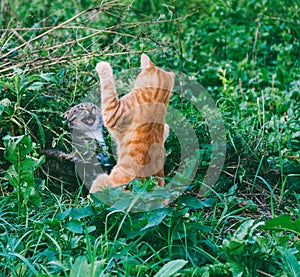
[{"left": 1, "top": 0, "right": 300, "bottom": 276}]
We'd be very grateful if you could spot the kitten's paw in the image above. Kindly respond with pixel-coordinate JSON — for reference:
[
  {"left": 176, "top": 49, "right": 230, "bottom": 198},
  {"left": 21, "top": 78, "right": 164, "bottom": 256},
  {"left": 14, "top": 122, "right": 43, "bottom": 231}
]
[{"left": 96, "top": 62, "right": 113, "bottom": 79}]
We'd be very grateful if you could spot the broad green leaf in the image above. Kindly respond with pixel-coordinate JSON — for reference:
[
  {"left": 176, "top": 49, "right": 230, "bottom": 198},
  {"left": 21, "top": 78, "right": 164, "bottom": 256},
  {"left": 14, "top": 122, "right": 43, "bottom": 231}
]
[
  {"left": 40, "top": 73, "right": 57, "bottom": 83},
  {"left": 22, "top": 155, "right": 45, "bottom": 171},
  {"left": 70, "top": 256, "right": 90, "bottom": 277},
  {"left": 69, "top": 256, "right": 105, "bottom": 277},
  {"left": 153, "top": 260, "right": 187, "bottom": 277},
  {"left": 141, "top": 208, "right": 169, "bottom": 230},
  {"left": 56, "top": 209, "right": 71, "bottom": 220},
  {"left": 201, "top": 272, "right": 210, "bottom": 277},
  {"left": 86, "top": 226, "right": 96, "bottom": 233},
  {"left": 5, "top": 165, "right": 19, "bottom": 188},
  {"left": 93, "top": 260, "right": 106, "bottom": 276},
  {"left": 27, "top": 75, "right": 43, "bottom": 84},
  {"left": 27, "top": 81, "right": 45, "bottom": 91},
  {"left": 0, "top": 80, "right": 15, "bottom": 91},
  {"left": 222, "top": 238, "right": 245, "bottom": 255},
  {"left": 70, "top": 206, "right": 94, "bottom": 220},
  {"left": 179, "top": 195, "right": 215, "bottom": 209},
  {"left": 278, "top": 248, "right": 300, "bottom": 277},
  {"left": 3, "top": 135, "right": 24, "bottom": 163},
  {"left": 202, "top": 198, "right": 216, "bottom": 207},
  {"left": 262, "top": 215, "right": 300, "bottom": 235},
  {"left": 227, "top": 262, "right": 244, "bottom": 277},
  {"left": 28, "top": 186, "right": 42, "bottom": 207},
  {"left": 235, "top": 219, "right": 255, "bottom": 240},
  {"left": 180, "top": 195, "right": 203, "bottom": 209},
  {"left": 24, "top": 186, "right": 41, "bottom": 206},
  {"left": 108, "top": 198, "right": 131, "bottom": 211},
  {"left": 11, "top": 135, "right": 34, "bottom": 161},
  {"left": 65, "top": 221, "right": 83, "bottom": 234}
]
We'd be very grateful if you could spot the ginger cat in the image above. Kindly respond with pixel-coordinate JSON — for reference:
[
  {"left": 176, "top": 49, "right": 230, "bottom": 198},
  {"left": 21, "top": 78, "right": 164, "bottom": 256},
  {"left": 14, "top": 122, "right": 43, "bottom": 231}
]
[{"left": 90, "top": 54, "right": 174, "bottom": 193}]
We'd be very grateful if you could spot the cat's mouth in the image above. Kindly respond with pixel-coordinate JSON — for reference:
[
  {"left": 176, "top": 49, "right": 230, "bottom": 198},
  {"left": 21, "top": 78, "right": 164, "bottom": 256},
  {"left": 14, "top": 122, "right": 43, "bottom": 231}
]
[{"left": 82, "top": 115, "right": 96, "bottom": 126}]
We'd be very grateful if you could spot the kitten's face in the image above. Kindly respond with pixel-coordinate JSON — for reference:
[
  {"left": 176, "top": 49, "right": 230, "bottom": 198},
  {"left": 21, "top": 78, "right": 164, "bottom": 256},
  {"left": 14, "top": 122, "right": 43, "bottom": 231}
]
[
  {"left": 63, "top": 102, "right": 102, "bottom": 133},
  {"left": 134, "top": 54, "right": 175, "bottom": 91}
]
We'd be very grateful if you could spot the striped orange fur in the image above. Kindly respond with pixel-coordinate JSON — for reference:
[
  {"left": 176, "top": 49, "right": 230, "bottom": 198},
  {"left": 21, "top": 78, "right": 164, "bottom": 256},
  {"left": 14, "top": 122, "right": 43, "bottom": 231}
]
[{"left": 90, "top": 54, "right": 174, "bottom": 192}]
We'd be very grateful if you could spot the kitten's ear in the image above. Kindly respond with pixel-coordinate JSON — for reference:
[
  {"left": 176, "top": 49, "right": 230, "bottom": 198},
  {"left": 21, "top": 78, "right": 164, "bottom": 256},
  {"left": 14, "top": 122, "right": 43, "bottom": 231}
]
[{"left": 141, "top": 54, "right": 154, "bottom": 68}]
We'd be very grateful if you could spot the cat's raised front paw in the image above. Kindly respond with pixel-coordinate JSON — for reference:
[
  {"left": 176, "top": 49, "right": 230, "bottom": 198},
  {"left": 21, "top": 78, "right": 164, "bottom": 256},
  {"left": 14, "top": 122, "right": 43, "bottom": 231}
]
[{"left": 96, "top": 62, "right": 113, "bottom": 79}]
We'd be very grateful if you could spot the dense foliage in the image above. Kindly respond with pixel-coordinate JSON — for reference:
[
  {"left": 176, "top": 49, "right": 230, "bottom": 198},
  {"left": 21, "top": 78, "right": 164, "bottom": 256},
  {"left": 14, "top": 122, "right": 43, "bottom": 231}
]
[{"left": 0, "top": 0, "right": 299, "bottom": 276}]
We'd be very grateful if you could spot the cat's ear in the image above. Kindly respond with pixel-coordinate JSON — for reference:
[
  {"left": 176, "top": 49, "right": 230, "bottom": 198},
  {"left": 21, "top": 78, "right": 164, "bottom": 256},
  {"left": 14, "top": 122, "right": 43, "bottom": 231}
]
[{"left": 141, "top": 54, "right": 154, "bottom": 68}]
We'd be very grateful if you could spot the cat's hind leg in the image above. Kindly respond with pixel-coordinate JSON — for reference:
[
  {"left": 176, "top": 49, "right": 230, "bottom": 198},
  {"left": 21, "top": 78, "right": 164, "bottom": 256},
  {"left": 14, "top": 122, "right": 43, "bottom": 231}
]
[
  {"left": 90, "top": 165, "right": 134, "bottom": 192},
  {"left": 89, "top": 173, "right": 110, "bottom": 193},
  {"left": 108, "top": 164, "right": 134, "bottom": 188}
]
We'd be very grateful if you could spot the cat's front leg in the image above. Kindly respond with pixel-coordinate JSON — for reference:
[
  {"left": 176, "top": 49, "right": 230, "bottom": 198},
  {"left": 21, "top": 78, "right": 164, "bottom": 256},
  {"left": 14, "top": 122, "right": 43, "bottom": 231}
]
[
  {"left": 96, "top": 62, "right": 121, "bottom": 129},
  {"left": 96, "top": 62, "right": 113, "bottom": 81}
]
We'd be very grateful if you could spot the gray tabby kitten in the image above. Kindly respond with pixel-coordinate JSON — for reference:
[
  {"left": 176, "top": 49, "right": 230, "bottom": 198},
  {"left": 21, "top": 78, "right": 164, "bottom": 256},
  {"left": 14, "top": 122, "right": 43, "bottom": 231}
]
[{"left": 63, "top": 102, "right": 113, "bottom": 188}]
